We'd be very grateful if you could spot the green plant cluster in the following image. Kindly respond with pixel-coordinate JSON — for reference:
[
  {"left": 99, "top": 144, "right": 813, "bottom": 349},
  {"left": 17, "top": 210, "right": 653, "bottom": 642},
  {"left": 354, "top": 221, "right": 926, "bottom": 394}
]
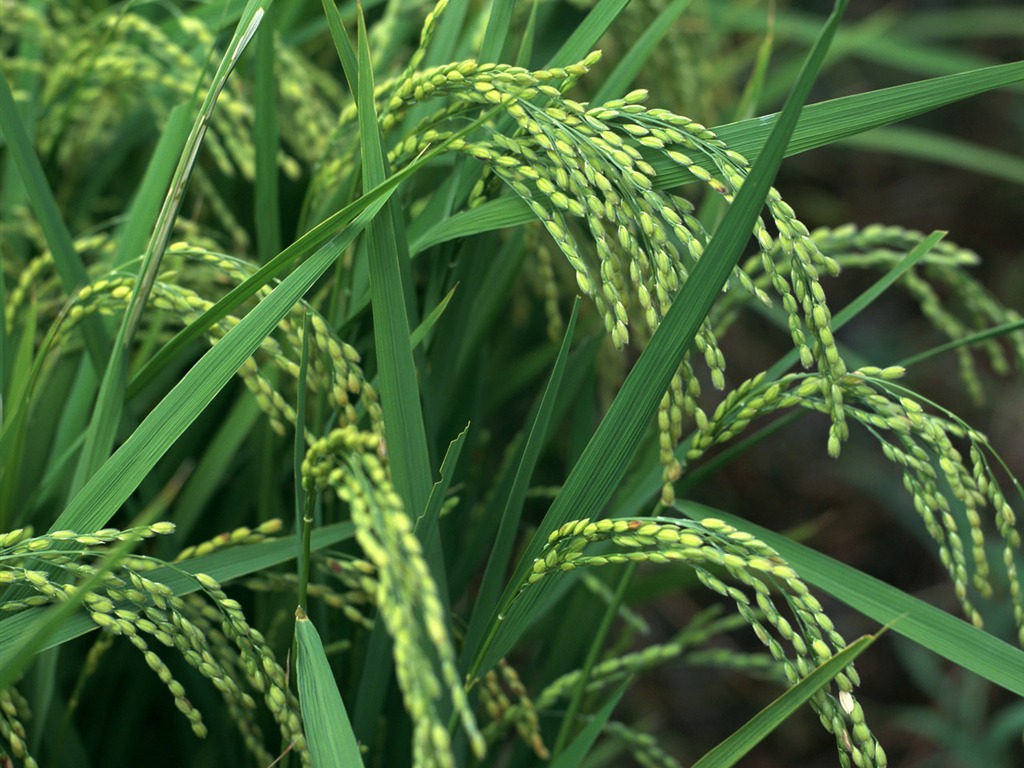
[{"left": 2, "top": 1, "right": 1022, "bottom": 767}]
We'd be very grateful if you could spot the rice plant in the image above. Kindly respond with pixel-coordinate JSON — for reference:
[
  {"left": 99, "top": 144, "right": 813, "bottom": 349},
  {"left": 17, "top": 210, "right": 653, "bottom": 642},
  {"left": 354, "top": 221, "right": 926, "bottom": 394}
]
[{"left": 2, "top": 0, "right": 1021, "bottom": 766}]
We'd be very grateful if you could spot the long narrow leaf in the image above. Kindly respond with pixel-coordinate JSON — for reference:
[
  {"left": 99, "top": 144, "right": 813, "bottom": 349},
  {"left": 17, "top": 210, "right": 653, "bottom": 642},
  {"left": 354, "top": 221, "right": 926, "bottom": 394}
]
[
  {"left": 461, "top": 300, "right": 580, "bottom": 663},
  {"left": 253, "top": 4, "right": 282, "bottom": 261},
  {"left": 295, "top": 608, "right": 365, "bottom": 768},
  {"left": 470, "top": 0, "right": 851, "bottom": 677},
  {"left": 411, "top": 61, "right": 1023, "bottom": 251},
  {"left": 841, "top": 125, "right": 1024, "bottom": 184},
  {"left": 356, "top": 9, "right": 432, "bottom": 517},
  {"left": 590, "top": 0, "right": 694, "bottom": 105},
  {"left": 680, "top": 504, "right": 1024, "bottom": 697},
  {"left": 0, "top": 523, "right": 355, "bottom": 657},
  {"left": 549, "top": 679, "right": 631, "bottom": 768},
  {"left": 547, "top": 0, "right": 631, "bottom": 68},
  {"left": 0, "top": 74, "right": 109, "bottom": 369},
  {"left": 349, "top": 7, "right": 433, "bottom": 743},
  {"left": 479, "top": 0, "right": 516, "bottom": 63},
  {"left": 898, "top": 319, "right": 1024, "bottom": 368},
  {"left": 691, "top": 634, "right": 880, "bottom": 768},
  {"left": 693, "top": 60, "right": 1024, "bottom": 188},
  {"left": 51, "top": 211, "right": 388, "bottom": 536}
]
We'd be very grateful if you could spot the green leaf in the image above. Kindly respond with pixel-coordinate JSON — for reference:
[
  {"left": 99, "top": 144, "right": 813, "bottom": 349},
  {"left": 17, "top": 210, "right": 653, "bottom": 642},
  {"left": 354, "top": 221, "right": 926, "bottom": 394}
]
[
  {"left": 549, "top": 679, "right": 631, "bottom": 768},
  {"left": 411, "top": 197, "right": 532, "bottom": 254},
  {"left": 416, "top": 422, "right": 469, "bottom": 609},
  {"left": 840, "top": 125, "right": 1024, "bottom": 184},
  {"left": 0, "top": 74, "right": 110, "bottom": 369},
  {"left": 691, "top": 633, "right": 880, "bottom": 768},
  {"left": 678, "top": 503, "right": 1024, "bottom": 698},
  {"left": 52, "top": 213, "right": 386, "bottom": 537},
  {"left": 590, "top": 0, "right": 695, "bottom": 105},
  {"left": 470, "top": 0, "right": 850, "bottom": 678},
  {"left": 693, "top": 61, "right": 1024, "bottom": 189},
  {"left": 547, "top": 0, "right": 631, "bottom": 68},
  {"left": 410, "top": 283, "right": 458, "bottom": 351},
  {"left": 349, "top": 6, "right": 434, "bottom": 745},
  {"left": 461, "top": 300, "right": 580, "bottom": 663},
  {"left": 411, "top": 61, "right": 1024, "bottom": 250},
  {"left": 295, "top": 608, "right": 365, "bottom": 768},
  {"left": 253, "top": 3, "right": 282, "bottom": 261},
  {"left": 419, "top": 424, "right": 469, "bottom": 534},
  {"left": 898, "top": 319, "right": 1024, "bottom": 369},
  {"left": 321, "top": 0, "right": 359, "bottom": 93},
  {"left": 0, "top": 296, "right": 37, "bottom": 527},
  {"left": 356, "top": 7, "right": 432, "bottom": 518},
  {"left": 168, "top": 394, "right": 264, "bottom": 544},
  {"left": 0, "top": 522, "right": 355, "bottom": 659},
  {"left": 480, "top": 0, "right": 516, "bottom": 63}
]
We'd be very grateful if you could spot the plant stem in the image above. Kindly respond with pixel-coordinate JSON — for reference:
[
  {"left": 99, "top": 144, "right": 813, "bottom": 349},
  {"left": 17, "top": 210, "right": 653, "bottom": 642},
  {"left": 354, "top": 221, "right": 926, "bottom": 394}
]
[{"left": 296, "top": 311, "right": 312, "bottom": 612}]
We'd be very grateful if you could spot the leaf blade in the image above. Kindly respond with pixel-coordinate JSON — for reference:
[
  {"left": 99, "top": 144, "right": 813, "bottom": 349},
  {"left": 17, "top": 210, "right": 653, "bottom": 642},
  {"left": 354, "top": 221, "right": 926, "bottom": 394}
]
[
  {"left": 692, "top": 634, "right": 880, "bottom": 768},
  {"left": 679, "top": 503, "right": 1024, "bottom": 697},
  {"left": 470, "top": 0, "right": 851, "bottom": 676},
  {"left": 295, "top": 608, "right": 365, "bottom": 768}
]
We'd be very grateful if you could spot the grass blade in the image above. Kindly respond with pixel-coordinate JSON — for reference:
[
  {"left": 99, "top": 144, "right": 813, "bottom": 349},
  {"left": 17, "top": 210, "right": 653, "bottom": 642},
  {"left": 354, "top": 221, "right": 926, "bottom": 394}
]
[
  {"left": 0, "top": 74, "right": 109, "bottom": 369},
  {"left": 461, "top": 300, "right": 580, "bottom": 662},
  {"left": 841, "top": 125, "right": 1024, "bottom": 184},
  {"left": 412, "top": 61, "right": 1023, "bottom": 250},
  {"left": 411, "top": 197, "right": 533, "bottom": 254},
  {"left": 51, "top": 212, "right": 387, "bottom": 536},
  {"left": 549, "top": 679, "right": 631, "bottom": 768},
  {"left": 590, "top": 0, "right": 694, "bottom": 105},
  {"left": 0, "top": 298, "right": 37, "bottom": 527},
  {"left": 417, "top": 423, "right": 469, "bottom": 592},
  {"left": 898, "top": 319, "right": 1024, "bottom": 369},
  {"left": 356, "top": 6, "right": 432, "bottom": 517},
  {"left": 694, "top": 61, "right": 1024, "bottom": 188},
  {"left": 349, "top": 6, "right": 434, "bottom": 744},
  {"left": 410, "top": 283, "right": 457, "bottom": 351},
  {"left": 321, "top": 0, "right": 359, "bottom": 92},
  {"left": 0, "top": 522, "right": 355, "bottom": 658},
  {"left": 470, "top": 0, "right": 850, "bottom": 677},
  {"left": 547, "top": 0, "right": 631, "bottom": 68},
  {"left": 680, "top": 504, "right": 1024, "bottom": 697},
  {"left": 691, "top": 633, "right": 880, "bottom": 768},
  {"left": 295, "top": 608, "right": 365, "bottom": 768},
  {"left": 480, "top": 0, "right": 516, "bottom": 63},
  {"left": 253, "top": 3, "right": 282, "bottom": 261}
]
